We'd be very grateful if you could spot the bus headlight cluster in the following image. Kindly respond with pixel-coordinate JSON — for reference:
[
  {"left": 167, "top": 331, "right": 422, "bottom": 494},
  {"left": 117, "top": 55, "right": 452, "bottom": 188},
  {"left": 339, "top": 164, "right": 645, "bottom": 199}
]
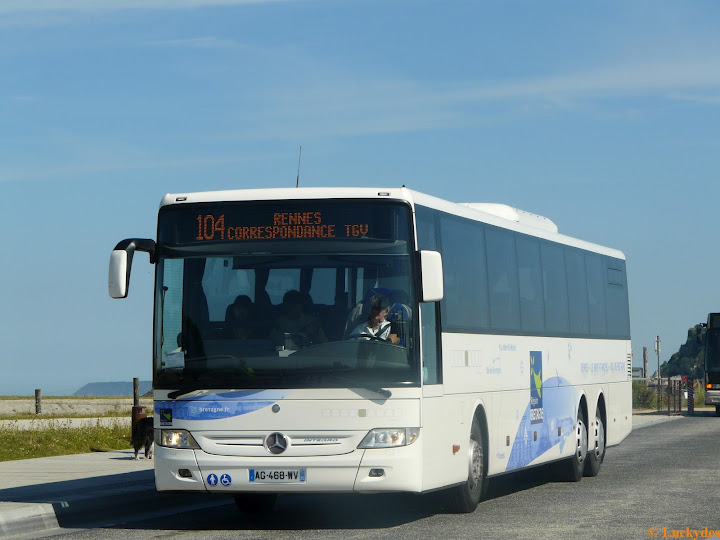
[
  {"left": 707, "top": 383, "right": 720, "bottom": 390},
  {"left": 358, "top": 428, "right": 419, "bottom": 448},
  {"left": 156, "top": 429, "right": 200, "bottom": 449}
]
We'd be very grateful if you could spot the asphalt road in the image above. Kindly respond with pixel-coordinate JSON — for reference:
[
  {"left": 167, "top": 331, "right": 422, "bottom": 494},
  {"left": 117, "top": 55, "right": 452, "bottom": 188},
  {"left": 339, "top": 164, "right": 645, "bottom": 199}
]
[{"left": 38, "top": 412, "right": 720, "bottom": 540}]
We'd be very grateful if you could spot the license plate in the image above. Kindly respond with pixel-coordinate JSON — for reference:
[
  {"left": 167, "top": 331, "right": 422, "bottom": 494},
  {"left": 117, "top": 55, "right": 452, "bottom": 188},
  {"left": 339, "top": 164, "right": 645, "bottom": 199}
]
[{"left": 249, "top": 468, "right": 306, "bottom": 483}]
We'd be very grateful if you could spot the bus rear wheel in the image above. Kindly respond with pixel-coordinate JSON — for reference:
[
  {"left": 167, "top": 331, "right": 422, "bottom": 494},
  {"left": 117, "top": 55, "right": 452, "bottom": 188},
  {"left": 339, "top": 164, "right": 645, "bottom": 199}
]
[
  {"left": 584, "top": 414, "right": 605, "bottom": 477},
  {"left": 451, "top": 417, "right": 487, "bottom": 513},
  {"left": 233, "top": 493, "right": 277, "bottom": 514},
  {"left": 559, "top": 409, "right": 587, "bottom": 482}
]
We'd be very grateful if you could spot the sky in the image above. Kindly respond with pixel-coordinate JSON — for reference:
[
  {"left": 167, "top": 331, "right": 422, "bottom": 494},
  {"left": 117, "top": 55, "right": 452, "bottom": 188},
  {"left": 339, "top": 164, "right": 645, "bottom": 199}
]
[{"left": 2, "top": 1, "right": 720, "bottom": 395}]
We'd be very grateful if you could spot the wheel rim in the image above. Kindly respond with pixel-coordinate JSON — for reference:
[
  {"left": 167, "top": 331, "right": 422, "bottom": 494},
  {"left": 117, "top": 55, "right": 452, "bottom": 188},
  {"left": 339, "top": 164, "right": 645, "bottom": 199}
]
[
  {"left": 593, "top": 417, "right": 605, "bottom": 459},
  {"left": 467, "top": 438, "right": 483, "bottom": 492},
  {"left": 576, "top": 419, "right": 587, "bottom": 464}
]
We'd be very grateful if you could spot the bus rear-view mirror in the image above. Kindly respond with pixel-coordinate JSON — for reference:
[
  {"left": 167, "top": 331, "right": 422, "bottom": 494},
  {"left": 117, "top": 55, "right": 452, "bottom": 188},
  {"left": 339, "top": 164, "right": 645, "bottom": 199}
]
[
  {"left": 108, "top": 238, "right": 156, "bottom": 299},
  {"left": 419, "top": 250, "right": 444, "bottom": 303},
  {"left": 108, "top": 249, "right": 129, "bottom": 298}
]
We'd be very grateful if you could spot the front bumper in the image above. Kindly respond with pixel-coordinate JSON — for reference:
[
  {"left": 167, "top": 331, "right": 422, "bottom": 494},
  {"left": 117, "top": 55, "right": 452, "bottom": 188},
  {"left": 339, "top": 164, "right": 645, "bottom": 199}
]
[{"left": 154, "top": 442, "right": 423, "bottom": 494}]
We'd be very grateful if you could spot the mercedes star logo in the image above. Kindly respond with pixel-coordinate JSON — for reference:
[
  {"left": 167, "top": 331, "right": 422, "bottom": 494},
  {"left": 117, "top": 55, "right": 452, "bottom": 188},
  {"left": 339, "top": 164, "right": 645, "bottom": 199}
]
[{"left": 265, "top": 432, "right": 288, "bottom": 454}]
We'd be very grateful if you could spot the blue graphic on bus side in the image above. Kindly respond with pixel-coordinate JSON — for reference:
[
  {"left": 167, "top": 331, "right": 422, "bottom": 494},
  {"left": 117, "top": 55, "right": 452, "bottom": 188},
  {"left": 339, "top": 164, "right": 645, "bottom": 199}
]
[
  {"left": 529, "top": 350, "right": 544, "bottom": 425},
  {"left": 220, "top": 474, "right": 232, "bottom": 486},
  {"left": 506, "top": 375, "right": 577, "bottom": 472},
  {"left": 156, "top": 400, "right": 275, "bottom": 421},
  {"left": 155, "top": 390, "right": 286, "bottom": 422},
  {"left": 207, "top": 474, "right": 218, "bottom": 486}
]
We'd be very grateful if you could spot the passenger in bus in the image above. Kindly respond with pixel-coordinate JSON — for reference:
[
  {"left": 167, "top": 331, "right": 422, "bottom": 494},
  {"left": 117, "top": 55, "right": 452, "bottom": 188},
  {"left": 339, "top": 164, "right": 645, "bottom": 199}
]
[
  {"left": 349, "top": 293, "right": 400, "bottom": 344},
  {"left": 223, "top": 295, "right": 256, "bottom": 339},
  {"left": 270, "top": 290, "right": 327, "bottom": 348}
]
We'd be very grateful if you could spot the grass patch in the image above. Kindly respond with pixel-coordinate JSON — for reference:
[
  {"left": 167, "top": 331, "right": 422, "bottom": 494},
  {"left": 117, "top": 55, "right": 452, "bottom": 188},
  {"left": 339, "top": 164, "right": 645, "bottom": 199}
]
[
  {"left": 5, "top": 412, "right": 137, "bottom": 420},
  {"left": 0, "top": 396, "right": 135, "bottom": 400},
  {"left": 0, "top": 423, "right": 132, "bottom": 462}
]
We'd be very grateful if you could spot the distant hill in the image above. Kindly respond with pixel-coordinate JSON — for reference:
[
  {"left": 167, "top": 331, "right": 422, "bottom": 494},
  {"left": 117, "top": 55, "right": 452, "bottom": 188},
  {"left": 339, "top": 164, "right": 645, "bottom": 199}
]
[
  {"left": 74, "top": 381, "right": 152, "bottom": 397},
  {"left": 661, "top": 325, "right": 704, "bottom": 379}
]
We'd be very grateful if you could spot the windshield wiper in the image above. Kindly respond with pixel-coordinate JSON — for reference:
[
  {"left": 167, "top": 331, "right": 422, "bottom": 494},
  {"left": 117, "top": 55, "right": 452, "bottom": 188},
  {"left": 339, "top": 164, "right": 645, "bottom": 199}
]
[
  {"left": 166, "top": 372, "right": 255, "bottom": 400},
  {"left": 300, "top": 370, "right": 393, "bottom": 400},
  {"left": 363, "top": 386, "right": 392, "bottom": 399},
  {"left": 167, "top": 385, "right": 210, "bottom": 400}
]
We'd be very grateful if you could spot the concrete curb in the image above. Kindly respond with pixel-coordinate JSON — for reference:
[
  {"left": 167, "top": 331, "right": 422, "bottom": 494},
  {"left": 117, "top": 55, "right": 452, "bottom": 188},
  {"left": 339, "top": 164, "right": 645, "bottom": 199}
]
[{"left": 0, "top": 502, "right": 59, "bottom": 537}]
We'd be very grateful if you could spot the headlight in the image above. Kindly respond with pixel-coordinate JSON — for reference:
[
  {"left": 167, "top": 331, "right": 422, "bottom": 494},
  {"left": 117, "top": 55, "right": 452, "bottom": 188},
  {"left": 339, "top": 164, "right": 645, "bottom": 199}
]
[
  {"left": 156, "top": 429, "right": 200, "bottom": 449},
  {"left": 358, "top": 428, "right": 419, "bottom": 448}
]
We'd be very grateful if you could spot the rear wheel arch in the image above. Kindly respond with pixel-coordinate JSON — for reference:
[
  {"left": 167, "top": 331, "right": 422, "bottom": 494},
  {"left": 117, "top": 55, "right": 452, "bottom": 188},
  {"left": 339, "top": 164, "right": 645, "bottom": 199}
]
[
  {"left": 578, "top": 394, "right": 589, "bottom": 428},
  {"left": 472, "top": 405, "right": 489, "bottom": 463}
]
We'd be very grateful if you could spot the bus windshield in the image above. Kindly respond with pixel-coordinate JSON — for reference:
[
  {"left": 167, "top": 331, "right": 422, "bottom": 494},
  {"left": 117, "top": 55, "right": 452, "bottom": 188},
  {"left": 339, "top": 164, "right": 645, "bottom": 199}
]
[{"left": 153, "top": 201, "right": 418, "bottom": 391}]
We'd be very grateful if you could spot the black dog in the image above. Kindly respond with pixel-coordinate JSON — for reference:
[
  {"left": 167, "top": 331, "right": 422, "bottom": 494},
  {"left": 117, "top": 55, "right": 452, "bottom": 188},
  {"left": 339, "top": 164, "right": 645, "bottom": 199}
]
[{"left": 132, "top": 417, "right": 154, "bottom": 460}]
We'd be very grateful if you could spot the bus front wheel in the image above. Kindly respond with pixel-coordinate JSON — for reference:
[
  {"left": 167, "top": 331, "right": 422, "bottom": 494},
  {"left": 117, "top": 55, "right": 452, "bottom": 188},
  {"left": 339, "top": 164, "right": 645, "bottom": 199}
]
[
  {"left": 451, "top": 417, "right": 487, "bottom": 513},
  {"left": 715, "top": 405, "right": 720, "bottom": 417}
]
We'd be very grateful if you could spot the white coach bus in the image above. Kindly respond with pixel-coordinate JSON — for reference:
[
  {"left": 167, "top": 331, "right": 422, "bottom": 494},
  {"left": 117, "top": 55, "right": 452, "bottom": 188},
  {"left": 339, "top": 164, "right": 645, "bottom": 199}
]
[{"left": 108, "top": 187, "right": 632, "bottom": 513}]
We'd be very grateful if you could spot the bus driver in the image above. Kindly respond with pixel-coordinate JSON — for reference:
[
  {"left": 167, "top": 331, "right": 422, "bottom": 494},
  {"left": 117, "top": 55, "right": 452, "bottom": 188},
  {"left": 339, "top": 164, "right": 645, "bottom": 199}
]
[{"left": 350, "top": 294, "right": 400, "bottom": 344}]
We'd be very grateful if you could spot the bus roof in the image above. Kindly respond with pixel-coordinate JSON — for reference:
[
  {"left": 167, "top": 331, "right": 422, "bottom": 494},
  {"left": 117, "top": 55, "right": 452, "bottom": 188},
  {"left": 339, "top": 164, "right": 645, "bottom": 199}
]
[{"left": 159, "top": 186, "right": 626, "bottom": 260}]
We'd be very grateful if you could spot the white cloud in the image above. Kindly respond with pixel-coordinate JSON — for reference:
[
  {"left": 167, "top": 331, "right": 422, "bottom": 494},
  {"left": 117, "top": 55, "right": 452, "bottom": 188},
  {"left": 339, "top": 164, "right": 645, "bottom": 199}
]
[{"left": 444, "top": 58, "right": 720, "bottom": 104}]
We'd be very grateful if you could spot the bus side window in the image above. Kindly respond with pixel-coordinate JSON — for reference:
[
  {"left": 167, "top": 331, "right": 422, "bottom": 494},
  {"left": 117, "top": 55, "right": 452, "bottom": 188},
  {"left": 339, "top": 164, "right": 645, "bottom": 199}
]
[{"left": 420, "top": 302, "right": 441, "bottom": 384}]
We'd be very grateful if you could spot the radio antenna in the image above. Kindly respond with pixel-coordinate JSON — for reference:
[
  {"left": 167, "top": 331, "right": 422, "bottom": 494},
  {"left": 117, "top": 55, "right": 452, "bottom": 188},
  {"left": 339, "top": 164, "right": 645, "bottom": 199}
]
[{"left": 296, "top": 146, "right": 302, "bottom": 188}]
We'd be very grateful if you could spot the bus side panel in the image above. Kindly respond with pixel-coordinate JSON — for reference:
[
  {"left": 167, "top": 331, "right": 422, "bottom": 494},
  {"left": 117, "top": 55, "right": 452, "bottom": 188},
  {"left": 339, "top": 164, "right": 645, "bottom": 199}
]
[
  {"left": 607, "top": 381, "right": 632, "bottom": 445},
  {"left": 420, "top": 394, "right": 468, "bottom": 492},
  {"left": 440, "top": 334, "right": 631, "bottom": 474}
]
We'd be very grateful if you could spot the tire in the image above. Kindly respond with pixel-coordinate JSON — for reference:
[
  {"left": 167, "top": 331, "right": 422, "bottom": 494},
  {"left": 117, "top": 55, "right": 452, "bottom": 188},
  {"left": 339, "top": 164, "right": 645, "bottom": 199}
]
[
  {"left": 450, "top": 417, "right": 488, "bottom": 513},
  {"left": 715, "top": 405, "right": 720, "bottom": 417},
  {"left": 233, "top": 493, "right": 278, "bottom": 514},
  {"left": 583, "top": 413, "right": 605, "bottom": 477},
  {"left": 559, "top": 408, "right": 587, "bottom": 482}
]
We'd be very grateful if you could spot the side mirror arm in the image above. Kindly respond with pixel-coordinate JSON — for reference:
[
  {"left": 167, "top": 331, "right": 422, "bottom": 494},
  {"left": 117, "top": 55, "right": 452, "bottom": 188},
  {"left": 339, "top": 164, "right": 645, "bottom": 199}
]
[{"left": 108, "top": 238, "right": 156, "bottom": 299}]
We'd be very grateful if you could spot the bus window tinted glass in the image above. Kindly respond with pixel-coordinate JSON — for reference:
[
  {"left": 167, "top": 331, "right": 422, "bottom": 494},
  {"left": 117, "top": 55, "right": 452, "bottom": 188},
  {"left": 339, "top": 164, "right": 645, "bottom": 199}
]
[
  {"left": 415, "top": 206, "right": 438, "bottom": 251},
  {"left": 516, "top": 235, "right": 545, "bottom": 333},
  {"left": 606, "top": 259, "right": 630, "bottom": 339},
  {"left": 420, "top": 302, "right": 441, "bottom": 384},
  {"left": 566, "top": 249, "right": 590, "bottom": 335},
  {"left": 541, "top": 243, "right": 569, "bottom": 334},
  {"left": 486, "top": 228, "right": 520, "bottom": 331},
  {"left": 585, "top": 254, "right": 607, "bottom": 336},
  {"left": 439, "top": 215, "right": 489, "bottom": 331}
]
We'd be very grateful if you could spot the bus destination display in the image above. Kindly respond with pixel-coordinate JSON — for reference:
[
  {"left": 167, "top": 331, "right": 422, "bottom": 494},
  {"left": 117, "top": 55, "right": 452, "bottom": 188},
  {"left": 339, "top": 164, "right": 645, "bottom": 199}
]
[
  {"left": 158, "top": 201, "right": 410, "bottom": 246},
  {"left": 196, "top": 212, "right": 370, "bottom": 241}
]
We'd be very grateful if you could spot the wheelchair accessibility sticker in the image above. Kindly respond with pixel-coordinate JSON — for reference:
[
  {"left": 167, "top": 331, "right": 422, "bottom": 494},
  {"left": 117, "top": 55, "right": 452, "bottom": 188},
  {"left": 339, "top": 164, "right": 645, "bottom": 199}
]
[{"left": 206, "top": 473, "right": 232, "bottom": 487}]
